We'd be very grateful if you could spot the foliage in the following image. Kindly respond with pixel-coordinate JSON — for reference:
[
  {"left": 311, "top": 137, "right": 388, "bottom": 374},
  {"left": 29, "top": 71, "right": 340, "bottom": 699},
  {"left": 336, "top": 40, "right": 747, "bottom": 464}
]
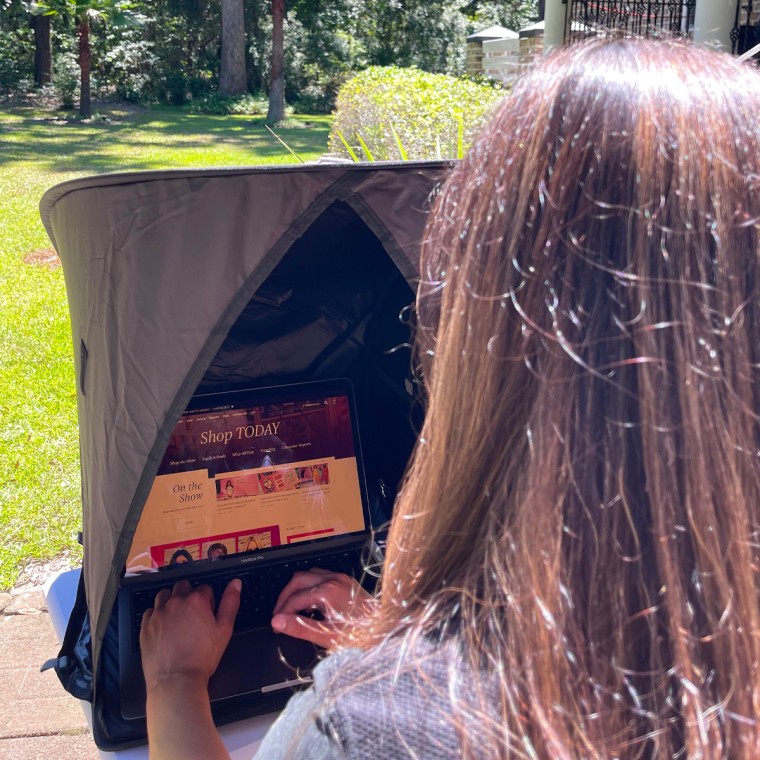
[
  {"left": 30, "top": 0, "right": 148, "bottom": 116},
  {"left": 329, "top": 65, "right": 503, "bottom": 161},
  {"left": 361, "top": 0, "right": 469, "bottom": 75},
  {"left": 284, "top": 3, "right": 365, "bottom": 112},
  {"left": 97, "top": 28, "right": 159, "bottom": 101},
  {"left": 54, "top": 48, "right": 79, "bottom": 106},
  {"left": 463, "top": 0, "right": 537, "bottom": 34},
  {"left": 191, "top": 91, "right": 271, "bottom": 115},
  {"left": 0, "top": 26, "right": 35, "bottom": 94},
  {"left": 0, "top": 104, "right": 332, "bottom": 589},
  {"left": 29, "top": 0, "right": 145, "bottom": 26},
  {"left": 138, "top": 0, "right": 221, "bottom": 105},
  {"left": 1, "top": 0, "right": 538, "bottom": 110}
]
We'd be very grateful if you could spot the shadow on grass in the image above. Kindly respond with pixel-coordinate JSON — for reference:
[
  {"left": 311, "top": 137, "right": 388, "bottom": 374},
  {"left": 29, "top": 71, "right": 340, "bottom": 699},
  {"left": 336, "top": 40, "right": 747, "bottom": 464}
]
[{"left": 0, "top": 107, "right": 333, "bottom": 173}]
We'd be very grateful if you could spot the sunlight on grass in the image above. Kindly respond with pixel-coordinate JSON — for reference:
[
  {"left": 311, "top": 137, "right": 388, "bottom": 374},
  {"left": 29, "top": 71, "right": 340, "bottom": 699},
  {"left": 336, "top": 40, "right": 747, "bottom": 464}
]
[{"left": 0, "top": 106, "right": 331, "bottom": 589}]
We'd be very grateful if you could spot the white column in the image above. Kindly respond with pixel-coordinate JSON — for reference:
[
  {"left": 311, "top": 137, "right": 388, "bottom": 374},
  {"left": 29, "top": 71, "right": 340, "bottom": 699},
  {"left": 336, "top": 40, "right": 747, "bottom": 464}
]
[
  {"left": 692, "top": 0, "right": 737, "bottom": 52},
  {"left": 543, "top": 0, "right": 567, "bottom": 53}
]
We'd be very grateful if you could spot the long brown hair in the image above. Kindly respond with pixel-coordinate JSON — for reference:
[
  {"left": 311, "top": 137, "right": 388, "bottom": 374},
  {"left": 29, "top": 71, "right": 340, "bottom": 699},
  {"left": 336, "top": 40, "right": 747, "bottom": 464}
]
[{"left": 356, "top": 40, "right": 760, "bottom": 756}]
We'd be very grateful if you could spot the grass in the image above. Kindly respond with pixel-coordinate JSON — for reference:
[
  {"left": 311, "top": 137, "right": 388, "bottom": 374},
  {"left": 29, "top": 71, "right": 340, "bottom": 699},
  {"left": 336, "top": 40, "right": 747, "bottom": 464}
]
[{"left": 0, "top": 103, "right": 332, "bottom": 590}]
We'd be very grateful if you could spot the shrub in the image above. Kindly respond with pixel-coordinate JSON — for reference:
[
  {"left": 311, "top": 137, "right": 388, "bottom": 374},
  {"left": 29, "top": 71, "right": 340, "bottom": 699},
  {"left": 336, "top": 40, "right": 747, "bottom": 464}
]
[
  {"left": 328, "top": 66, "right": 504, "bottom": 161},
  {"left": 0, "top": 28, "right": 35, "bottom": 96},
  {"left": 101, "top": 38, "right": 160, "bottom": 102},
  {"left": 192, "top": 92, "right": 272, "bottom": 116},
  {"left": 292, "top": 84, "right": 335, "bottom": 115},
  {"left": 163, "top": 70, "right": 188, "bottom": 106},
  {"left": 282, "top": 16, "right": 360, "bottom": 113},
  {"left": 187, "top": 74, "right": 213, "bottom": 101},
  {"left": 54, "top": 51, "right": 80, "bottom": 110}
]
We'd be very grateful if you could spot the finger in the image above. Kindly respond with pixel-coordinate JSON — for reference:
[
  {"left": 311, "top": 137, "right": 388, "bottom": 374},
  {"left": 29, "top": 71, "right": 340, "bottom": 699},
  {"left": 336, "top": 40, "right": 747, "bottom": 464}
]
[
  {"left": 273, "top": 570, "right": 342, "bottom": 614},
  {"left": 271, "top": 613, "right": 336, "bottom": 649},
  {"left": 216, "top": 579, "right": 242, "bottom": 632},
  {"left": 153, "top": 588, "right": 171, "bottom": 608},
  {"left": 171, "top": 580, "right": 192, "bottom": 597},
  {"left": 274, "top": 571, "right": 326, "bottom": 614},
  {"left": 275, "top": 585, "right": 340, "bottom": 618},
  {"left": 139, "top": 608, "right": 154, "bottom": 649},
  {"left": 192, "top": 583, "right": 215, "bottom": 609}
]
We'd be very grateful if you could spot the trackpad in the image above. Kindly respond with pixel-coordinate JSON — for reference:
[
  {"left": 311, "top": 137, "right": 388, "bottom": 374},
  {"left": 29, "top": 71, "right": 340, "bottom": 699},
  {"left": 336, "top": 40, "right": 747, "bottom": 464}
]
[{"left": 208, "top": 630, "right": 317, "bottom": 703}]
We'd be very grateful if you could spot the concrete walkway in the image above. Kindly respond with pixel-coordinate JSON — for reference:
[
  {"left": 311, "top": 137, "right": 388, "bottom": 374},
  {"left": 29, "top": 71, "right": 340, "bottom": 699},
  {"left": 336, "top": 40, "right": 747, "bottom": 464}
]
[{"left": 0, "top": 565, "right": 100, "bottom": 759}]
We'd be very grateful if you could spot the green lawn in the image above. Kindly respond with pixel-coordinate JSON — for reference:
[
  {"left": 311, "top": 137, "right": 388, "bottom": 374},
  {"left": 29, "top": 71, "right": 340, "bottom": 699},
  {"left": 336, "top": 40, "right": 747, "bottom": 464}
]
[{"left": 0, "top": 105, "right": 332, "bottom": 589}]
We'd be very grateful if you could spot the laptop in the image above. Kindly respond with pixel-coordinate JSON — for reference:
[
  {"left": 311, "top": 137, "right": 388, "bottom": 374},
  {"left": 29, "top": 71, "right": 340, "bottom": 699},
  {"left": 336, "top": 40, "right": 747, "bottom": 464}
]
[{"left": 117, "top": 378, "right": 376, "bottom": 720}]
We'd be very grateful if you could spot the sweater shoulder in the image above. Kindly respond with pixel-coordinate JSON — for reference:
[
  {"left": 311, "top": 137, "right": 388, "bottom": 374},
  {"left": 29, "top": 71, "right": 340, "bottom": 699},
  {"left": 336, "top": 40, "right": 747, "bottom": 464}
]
[{"left": 310, "top": 639, "right": 465, "bottom": 759}]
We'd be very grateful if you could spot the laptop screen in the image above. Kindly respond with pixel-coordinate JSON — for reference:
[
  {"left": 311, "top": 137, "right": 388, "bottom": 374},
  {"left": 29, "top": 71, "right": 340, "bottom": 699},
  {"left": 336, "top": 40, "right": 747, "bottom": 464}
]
[{"left": 125, "top": 380, "right": 368, "bottom": 575}]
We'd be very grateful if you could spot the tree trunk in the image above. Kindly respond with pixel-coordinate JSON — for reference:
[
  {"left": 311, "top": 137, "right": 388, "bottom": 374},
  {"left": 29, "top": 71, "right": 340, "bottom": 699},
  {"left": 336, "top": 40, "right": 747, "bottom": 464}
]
[
  {"left": 266, "top": 0, "right": 286, "bottom": 124},
  {"left": 219, "top": 0, "right": 247, "bottom": 96},
  {"left": 78, "top": 19, "right": 91, "bottom": 118},
  {"left": 32, "top": 15, "right": 52, "bottom": 87}
]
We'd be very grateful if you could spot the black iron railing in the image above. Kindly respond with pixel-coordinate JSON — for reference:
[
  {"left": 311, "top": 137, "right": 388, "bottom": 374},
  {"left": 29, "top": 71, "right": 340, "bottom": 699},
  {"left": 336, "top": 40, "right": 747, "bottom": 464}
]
[
  {"left": 731, "top": 1, "right": 760, "bottom": 56},
  {"left": 566, "top": 1, "right": 697, "bottom": 43}
]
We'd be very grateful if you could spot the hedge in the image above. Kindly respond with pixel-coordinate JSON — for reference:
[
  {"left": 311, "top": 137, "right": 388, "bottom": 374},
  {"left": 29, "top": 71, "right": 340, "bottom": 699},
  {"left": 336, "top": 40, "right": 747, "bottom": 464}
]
[{"left": 328, "top": 66, "right": 504, "bottom": 162}]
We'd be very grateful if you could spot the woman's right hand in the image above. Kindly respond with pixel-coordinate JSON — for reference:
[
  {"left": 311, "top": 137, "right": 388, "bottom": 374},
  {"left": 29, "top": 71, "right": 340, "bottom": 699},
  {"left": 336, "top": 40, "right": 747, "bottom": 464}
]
[{"left": 271, "top": 568, "right": 372, "bottom": 649}]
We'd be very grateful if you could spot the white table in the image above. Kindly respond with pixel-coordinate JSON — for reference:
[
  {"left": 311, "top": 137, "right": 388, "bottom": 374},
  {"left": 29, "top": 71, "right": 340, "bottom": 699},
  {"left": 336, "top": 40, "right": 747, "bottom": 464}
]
[{"left": 44, "top": 569, "right": 278, "bottom": 759}]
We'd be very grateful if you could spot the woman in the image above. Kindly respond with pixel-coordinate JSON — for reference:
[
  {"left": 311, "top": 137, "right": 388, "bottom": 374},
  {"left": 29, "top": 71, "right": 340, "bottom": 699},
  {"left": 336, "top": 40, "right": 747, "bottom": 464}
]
[
  {"left": 206, "top": 543, "right": 228, "bottom": 561},
  {"left": 167, "top": 548, "right": 193, "bottom": 566},
  {"left": 141, "top": 39, "right": 760, "bottom": 757}
]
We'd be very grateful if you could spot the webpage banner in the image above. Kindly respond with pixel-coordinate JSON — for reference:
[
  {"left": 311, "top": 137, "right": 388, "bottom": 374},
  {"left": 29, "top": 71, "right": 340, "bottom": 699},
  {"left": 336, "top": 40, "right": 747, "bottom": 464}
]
[{"left": 126, "top": 395, "right": 364, "bottom": 573}]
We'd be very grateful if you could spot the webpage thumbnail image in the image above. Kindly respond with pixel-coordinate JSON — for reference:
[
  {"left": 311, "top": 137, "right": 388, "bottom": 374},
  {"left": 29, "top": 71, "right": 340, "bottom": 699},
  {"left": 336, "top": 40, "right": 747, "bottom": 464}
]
[
  {"left": 215, "top": 462, "right": 330, "bottom": 499},
  {"left": 152, "top": 525, "right": 282, "bottom": 568}
]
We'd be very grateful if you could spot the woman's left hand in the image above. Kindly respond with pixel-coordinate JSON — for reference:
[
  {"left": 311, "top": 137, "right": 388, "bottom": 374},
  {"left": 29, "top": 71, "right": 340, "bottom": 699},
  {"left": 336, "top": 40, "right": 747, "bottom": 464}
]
[
  {"left": 140, "top": 579, "right": 241, "bottom": 696},
  {"left": 140, "top": 579, "right": 241, "bottom": 760},
  {"left": 271, "top": 568, "right": 372, "bottom": 649}
]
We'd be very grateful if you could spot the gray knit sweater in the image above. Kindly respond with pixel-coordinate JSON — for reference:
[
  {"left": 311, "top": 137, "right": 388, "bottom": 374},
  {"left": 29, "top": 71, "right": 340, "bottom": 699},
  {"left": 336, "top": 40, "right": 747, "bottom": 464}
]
[{"left": 254, "top": 638, "right": 487, "bottom": 759}]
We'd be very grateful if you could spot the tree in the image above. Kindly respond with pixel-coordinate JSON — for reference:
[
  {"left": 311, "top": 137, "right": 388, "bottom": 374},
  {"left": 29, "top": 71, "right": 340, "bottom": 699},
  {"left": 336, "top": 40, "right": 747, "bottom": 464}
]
[
  {"left": 31, "top": 0, "right": 143, "bottom": 117},
  {"left": 266, "top": 0, "right": 285, "bottom": 124},
  {"left": 357, "top": 0, "right": 468, "bottom": 74},
  {"left": 219, "top": 0, "right": 246, "bottom": 96},
  {"left": 31, "top": 13, "right": 52, "bottom": 85},
  {"left": 463, "top": 0, "right": 538, "bottom": 34}
]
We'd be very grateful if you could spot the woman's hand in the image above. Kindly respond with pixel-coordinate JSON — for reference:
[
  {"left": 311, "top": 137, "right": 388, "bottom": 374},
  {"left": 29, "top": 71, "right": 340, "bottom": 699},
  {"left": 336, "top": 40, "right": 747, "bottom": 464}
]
[
  {"left": 140, "top": 579, "right": 241, "bottom": 695},
  {"left": 140, "top": 580, "right": 241, "bottom": 760},
  {"left": 271, "top": 568, "right": 372, "bottom": 649}
]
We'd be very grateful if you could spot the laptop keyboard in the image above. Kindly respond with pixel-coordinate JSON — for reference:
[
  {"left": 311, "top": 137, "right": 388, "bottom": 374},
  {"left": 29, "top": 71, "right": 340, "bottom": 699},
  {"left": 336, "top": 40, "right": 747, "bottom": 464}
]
[{"left": 130, "top": 550, "right": 360, "bottom": 651}]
